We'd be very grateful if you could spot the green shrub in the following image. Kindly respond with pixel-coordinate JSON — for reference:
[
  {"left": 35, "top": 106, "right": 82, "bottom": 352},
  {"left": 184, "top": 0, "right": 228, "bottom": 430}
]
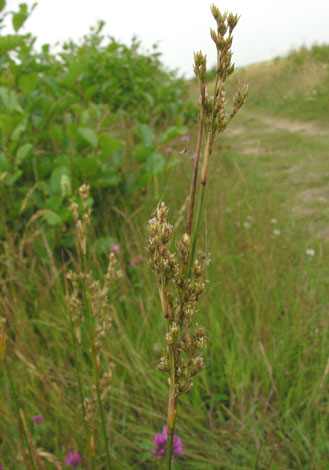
[{"left": 0, "top": 3, "right": 197, "bottom": 256}]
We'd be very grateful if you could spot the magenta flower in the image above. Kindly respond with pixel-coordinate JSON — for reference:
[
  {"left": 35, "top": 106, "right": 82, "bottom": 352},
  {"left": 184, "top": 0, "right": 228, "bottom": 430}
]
[
  {"left": 180, "top": 135, "right": 190, "bottom": 142},
  {"left": 153, "top": 425, "right": 183, "bottom": 460},
  {"left": 0, "top": 465, "right": 3, "bottom": 469},
  {"left": 32, "top": 415, "right": 43, "bottom": 424},
  {"left": 165, "top": 147, "right": 173, "bottom": 154},
  {"left": 110, "top": 243, "right": 120, "bottom": 254},
  {"left": 65, "top": 451, "right": 82, "bottom": 468}
]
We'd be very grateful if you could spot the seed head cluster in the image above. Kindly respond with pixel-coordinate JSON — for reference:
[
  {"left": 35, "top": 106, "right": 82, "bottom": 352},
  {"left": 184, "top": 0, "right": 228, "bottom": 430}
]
[
  {"left": 66, "top": 185, "right": 122, "bottom": 432},
  {"left": 194, "top": 5, "right": 248, "bottom": 159},
  {"left": 147, "top": 203, "right": 206, "bottom": 396}
]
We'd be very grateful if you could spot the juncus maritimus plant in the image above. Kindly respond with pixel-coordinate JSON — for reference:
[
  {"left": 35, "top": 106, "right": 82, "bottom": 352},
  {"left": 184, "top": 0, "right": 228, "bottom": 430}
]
[
  {"left": 66, "top": 184, "right": 122, "bottom": 470},
  {"left": 147, "top": 4, "right": 247, "bottom": 468}
]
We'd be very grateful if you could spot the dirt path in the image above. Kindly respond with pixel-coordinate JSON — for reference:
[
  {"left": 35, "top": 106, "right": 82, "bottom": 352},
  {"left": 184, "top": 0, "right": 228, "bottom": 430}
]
[
  {"left": 228, "top": 112, "right": 328, "bottom": 137},
  {"left": 252, "top": 114, "right": 328, "bottom": 137}
]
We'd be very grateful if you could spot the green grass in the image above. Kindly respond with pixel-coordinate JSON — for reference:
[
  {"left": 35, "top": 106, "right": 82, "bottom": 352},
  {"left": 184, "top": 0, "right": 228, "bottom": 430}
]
[
  {"left": 1, "top": 45, "right": 329, "bottom": 469},
  {"left": 232, "top": 44, "right": 329, "bottom": 126}
]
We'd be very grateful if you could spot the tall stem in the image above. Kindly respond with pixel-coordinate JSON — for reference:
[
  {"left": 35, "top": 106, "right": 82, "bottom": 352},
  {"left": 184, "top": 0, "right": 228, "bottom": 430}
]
[
  {"left": 166, "top": 349, "right": 178, "bottom": 470},
  {"left": 81, "top": 255, "right": 112, "bottom": 470},
  {"left": 186, "top": 83, "right": 205, "bottom": 236},
  {"left": 66, "top": 276, "right": 95, "bottom": 470}
]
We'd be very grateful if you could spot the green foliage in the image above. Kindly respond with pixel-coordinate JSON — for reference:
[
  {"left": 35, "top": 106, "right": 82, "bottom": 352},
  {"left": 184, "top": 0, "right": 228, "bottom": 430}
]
[{"left": 0, "top": 4, "right": 196, "bottom": 254}]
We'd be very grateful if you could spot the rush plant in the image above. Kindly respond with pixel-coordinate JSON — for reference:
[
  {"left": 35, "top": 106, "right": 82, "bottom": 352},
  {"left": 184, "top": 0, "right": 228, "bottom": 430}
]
[
  {"left": 66, "top": 184, "right": 123, "bottom": 469},
  {"left": 147, "top": 4, "right": 247, "bottom": 468}
]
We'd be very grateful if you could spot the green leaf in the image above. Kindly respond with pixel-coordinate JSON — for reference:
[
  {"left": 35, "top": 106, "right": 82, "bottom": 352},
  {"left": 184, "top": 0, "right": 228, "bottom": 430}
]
[
  {"left": 160, "top": 125, "right": 188, "bottom": 144},
  {"left": 133, "top": 144, "right": 152, "bottom": 162},
  {"left": 93, "top": 236, "right": 115, "bottom": 254},
  {"left": 12, "top": 4, "right": 28, "bottom": 32},
  {"left": 64, "top": 61, "right": 85, "bottom": 87},
  {"left": 83, "top": 85, "right": 99, "bottom": 101},
  {"left": 97, "top": 174, "right": 121, "bottom": 188},
  {"left": 100, "top": 137, "right": 124, "bottom": 160},
  {"left": 135, "top": 123, "right": 155, "bottom": 147},
  {"left": 0, "top": 0, "right": 6, "bottom": 13},
  {"left": 111, "top": 149, "right": 123, "bottom": 168},
  {"left": 145, "top": 152, "right": 164, "bottom": 174},
  {"left": 0, "top": 35, "right": 25, "bottom": 55},
  {"left": 16, "top": 143, "right": 32, "bottom": 165},
  {"left": 78, "top": 127, "right": 98, "bottom": 148},
  {"left": 0, "top": 152, "right": 10, "bottom": 172},
  {"left": 77, "top": 156, "right": 99, "bottom": 178},
  {"left": 18, "top": 74, "right": 39, "bottom": 94},
  {"left": 11, "top": 121, "right": 26, "bottom": 141},
  {"left": 50, "top": 166, "right": 70, "bottom": 193},
  {"left": 43, "top": 211, "right": 62, "bottom": 226},
  {"left": 6, "top": 169, "right": 22, "bottom": 186}
]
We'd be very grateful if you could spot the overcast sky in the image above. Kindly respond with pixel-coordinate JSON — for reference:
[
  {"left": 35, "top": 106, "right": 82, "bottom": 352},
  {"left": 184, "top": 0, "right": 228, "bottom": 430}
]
[{"left": 4, "top": 0, "right": 329, "bottom": 77}]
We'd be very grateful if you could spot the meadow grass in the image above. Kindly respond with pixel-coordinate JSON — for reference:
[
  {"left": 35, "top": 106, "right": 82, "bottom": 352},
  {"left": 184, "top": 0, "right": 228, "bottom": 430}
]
[{"left": 1, "top": 11, "right": 329, "bottom": 470}]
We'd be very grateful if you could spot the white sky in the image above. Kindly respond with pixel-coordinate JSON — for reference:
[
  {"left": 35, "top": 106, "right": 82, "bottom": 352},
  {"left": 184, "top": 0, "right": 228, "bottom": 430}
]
[{"left": 4, "top": 0, "right": 329, "bottom": 77}]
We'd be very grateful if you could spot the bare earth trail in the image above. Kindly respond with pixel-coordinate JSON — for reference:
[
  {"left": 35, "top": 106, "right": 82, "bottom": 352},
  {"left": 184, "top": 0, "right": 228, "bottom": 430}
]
[
  {"left": 226, "top": 112, "right": 329, "bottom": 137},
  {"left": 224, "top": 111, "right": 329, "bottom": 239}
]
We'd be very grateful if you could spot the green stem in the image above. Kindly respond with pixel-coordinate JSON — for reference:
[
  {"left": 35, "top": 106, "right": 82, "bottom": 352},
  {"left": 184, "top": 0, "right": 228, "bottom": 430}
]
[
  {"left": 166, "top": 348, "right": 178, "bottom": 470},
  {"left": 4, "top": 360, "right": 36, "bottom": 470},
  {"left": 187, "top": 184, "right": 206, "bottom": 279},
  {"left": 81, "top": 255, "right": 112, "bottom": 470},
  {"left": 67, "top": 299, "right": 95, "bottom": 470}
]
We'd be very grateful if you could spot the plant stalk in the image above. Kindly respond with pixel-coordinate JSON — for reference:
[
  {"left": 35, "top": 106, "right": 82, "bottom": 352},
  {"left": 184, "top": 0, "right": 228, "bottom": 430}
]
[
  {"left": 186, "top": 83, "right": 205, "bottom": 236},
  {"left": 166, "top": 349, "right": 178, "bottom": 470},
  {"left": 80, "top": 255, "right": 112, "bottom": 470}
]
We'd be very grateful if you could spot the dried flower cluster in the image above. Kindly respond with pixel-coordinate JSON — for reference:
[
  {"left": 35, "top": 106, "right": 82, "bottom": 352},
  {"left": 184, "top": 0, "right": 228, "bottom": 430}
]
[
  {"left": 147, "top": 203, "right": 206, "bottom": 396},
  {"left": 66, "top": 184, "right": 122, "bottom": 461},
  {"left": 193, "top": 5, "right": 248, "bottom": 187}
]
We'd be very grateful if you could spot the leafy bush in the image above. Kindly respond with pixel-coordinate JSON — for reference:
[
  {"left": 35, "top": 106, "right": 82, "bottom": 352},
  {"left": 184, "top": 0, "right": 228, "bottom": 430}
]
[{"left": 0, "top": 2, "right": 196, "bottom": 255}]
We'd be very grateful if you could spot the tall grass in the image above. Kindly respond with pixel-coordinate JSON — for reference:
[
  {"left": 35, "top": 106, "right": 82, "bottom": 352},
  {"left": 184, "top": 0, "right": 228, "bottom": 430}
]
[{"left": 0, "top": 3, "right": 328, "bottom": 470}]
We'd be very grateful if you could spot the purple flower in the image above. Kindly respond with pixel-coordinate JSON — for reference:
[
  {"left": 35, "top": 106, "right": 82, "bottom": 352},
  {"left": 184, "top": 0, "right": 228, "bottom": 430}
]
[
  {"left": 130, "top": 254, "right": 144, "bottom": 267},
  {"left": 180, "top": 135, "right": 190, "bottom": 143},
  {"left": 0, "top": 465, "right": 3, "bottom": 469},
  {"left": 165, "top": 147, "right": 173, "bottom": 154},
  {"left": 32, "top": 415, "right": 43, "bottom": 424},
  {"left": 110, "top": 243, "right": 120, "bottom": 254},
  {"left": 152, "top": 425, "right": 183, "bottom": 460},
  {"left": 65, "top": 451, "right": 82, "bottom": 468}
]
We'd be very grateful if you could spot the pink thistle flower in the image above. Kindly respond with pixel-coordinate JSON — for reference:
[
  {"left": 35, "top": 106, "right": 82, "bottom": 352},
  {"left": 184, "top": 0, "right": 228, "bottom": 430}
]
[
  {"left": 32, "top": 415, "right": 43, "bottom": 424},
  {"left": 152, "top": 425, "right": 183, "bottom": 460},
  {"left": 180, "top": 135, "right": 190, "bottom": 142},
  {"left": 165, "top": 147, "right": 173, "bottom": 154},
  {"left": 65, "top": 451, "right": 82, "bottom": 468},
  {"left": 110, "top": 243, "right": 120, "bottom": 254}
]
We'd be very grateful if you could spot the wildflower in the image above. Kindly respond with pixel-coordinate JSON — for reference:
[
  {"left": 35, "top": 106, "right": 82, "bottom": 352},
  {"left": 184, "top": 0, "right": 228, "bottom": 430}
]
[
  {"left": 270, "top": 218, "right": 277, "bottom": 224},
  {"left": 110, "top": 243, "right": 120, "bottom": 254},
  {"left": 0, "top": 465, "right": 3, "bottom": 469},
  {"left": 65, "top": 451, "right": 82, "bottom": 468},
  {"left": 273, "top": 229, "right": 281, "bottom": 236},
  {"left": 180, "top": 135, "right": 190, "bottom": 142},
  {"left": 32, "top": 415, "right": 43, "bottom": 424},
  {"left": 190, "top": 151, "right": 197, "bottom": 160},
  {"left": 153, "top": 425, "right": 183, "bottom": 460},
  {"left": 243, "top": 222, "right": 251, "bottom": 228},
  {"left": 306, "top": 249, "right": 315, "bottom": 256},
  {"left": 130, "top": 254, "right": 144, "bottom": 266},
  {"left": 165, "top": 147, "right": 173, "bottom": 154}
]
